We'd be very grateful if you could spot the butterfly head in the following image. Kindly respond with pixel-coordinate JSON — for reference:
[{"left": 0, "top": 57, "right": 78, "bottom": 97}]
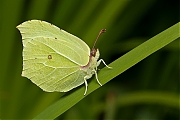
[{"left": 91, "top": 48, "right": 100, "bottom": 60}]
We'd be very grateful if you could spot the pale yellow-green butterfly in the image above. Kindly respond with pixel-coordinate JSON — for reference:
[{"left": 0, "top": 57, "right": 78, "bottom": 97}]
[{"left": 17, "top": 20, "right": 111, "bottom": 95}]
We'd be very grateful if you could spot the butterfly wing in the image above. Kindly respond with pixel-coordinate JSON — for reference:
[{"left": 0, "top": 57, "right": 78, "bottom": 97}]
[
  {"left": 17, "top": 20, "right": 91, "bottom": 92},
  {"left": 22, "top": 37, "right": 87, "bottom": 92},
  {"left": 17, "top": 20, "right": 90, "bottom": 66}
]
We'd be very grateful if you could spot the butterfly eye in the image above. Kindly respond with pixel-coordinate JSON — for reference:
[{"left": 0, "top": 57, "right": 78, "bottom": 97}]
[{"left": 90, "top": 48, "right": 97, "bottom": 57}]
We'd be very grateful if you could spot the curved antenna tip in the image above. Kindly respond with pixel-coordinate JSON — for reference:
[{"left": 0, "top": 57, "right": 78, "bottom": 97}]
[{"left": 92, "top": 29, "right": 106, "bottom": 50}]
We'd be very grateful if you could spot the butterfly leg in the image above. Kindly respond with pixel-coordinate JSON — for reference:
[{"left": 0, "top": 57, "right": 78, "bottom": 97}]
[
  {"left": 92, "top": 69, "right": 102, "bottom": 86},
  {"left": 84, "top": 78, "right": 88, "bottom": 95},
  {"left": 83, "top": 69, "right": 102, "bottom": 95},
  {"left": 97, "top": 59, "right": 112, "bottom": 69}
]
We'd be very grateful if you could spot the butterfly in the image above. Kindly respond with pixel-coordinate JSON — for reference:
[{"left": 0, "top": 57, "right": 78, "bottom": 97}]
[{"left": 17, "top": 20, "right": 111, "bottom": 95}]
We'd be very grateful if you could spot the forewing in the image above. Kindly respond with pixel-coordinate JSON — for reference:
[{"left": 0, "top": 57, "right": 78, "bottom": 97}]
[
  {"left": 17, "top": 20, "right": 90, "bottom": 65},
  {"left": 22, "top": 37, "right": 87, "bottom": 92}
]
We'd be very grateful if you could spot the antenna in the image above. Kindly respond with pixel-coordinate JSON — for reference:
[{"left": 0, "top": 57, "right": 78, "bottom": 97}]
[{"left": 92, "top": 29, "right": 106, "bottom": 50}]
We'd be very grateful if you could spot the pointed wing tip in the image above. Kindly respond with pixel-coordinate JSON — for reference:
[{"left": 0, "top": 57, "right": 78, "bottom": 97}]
[
  {"left": 16, "top": 24, "right": 21, "bottom": 29},
  {"left": 16, "top": 19, "right": 40, "bottom": 27},
  {"left": 21, "top": 73, "right": 24, "bottom": 77}
]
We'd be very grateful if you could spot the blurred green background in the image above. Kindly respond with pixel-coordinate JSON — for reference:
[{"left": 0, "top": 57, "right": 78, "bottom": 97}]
[{"left": 0, "top": 0, "right": 179, "bottom": 119}]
